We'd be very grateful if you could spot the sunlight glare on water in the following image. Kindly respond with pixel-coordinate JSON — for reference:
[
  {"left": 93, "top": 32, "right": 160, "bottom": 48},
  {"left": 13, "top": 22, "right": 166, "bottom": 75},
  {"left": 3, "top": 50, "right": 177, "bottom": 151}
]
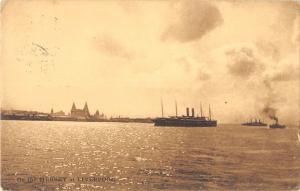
[{"left": 1, "top": 120, "right": 300, "bottom": 190}]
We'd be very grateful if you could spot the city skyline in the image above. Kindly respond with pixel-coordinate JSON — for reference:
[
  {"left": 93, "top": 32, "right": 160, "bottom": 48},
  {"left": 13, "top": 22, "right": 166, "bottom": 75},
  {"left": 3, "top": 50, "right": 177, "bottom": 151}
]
[
  {"left": 1, "top": 0, "right": 299, "bottom": 123},
  {"left": 1, "top": 100, "right": 215, "bottom": 119}
]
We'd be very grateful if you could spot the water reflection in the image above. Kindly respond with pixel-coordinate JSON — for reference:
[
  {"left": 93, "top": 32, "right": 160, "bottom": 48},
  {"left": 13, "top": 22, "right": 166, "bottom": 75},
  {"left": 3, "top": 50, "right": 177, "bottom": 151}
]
[{"left": 1, "top": 121, "right": 300, "bottom": 190}]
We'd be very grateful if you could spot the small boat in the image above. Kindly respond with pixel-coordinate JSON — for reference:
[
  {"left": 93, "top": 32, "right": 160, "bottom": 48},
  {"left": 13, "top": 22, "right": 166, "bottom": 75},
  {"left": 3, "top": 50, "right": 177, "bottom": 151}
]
[{"left": 269, "top": 118, "right": 286, "bottom": 129}]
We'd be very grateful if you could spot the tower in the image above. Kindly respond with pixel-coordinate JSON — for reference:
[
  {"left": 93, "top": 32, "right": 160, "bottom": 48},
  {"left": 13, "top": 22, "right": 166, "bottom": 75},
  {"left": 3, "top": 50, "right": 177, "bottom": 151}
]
[
  {"left": 94, "top": 110, "right": 100, "bottom": 118},
  {"left": 83, "top": 102, "right": 90, "bottom": 117},
  {"left": 71, "top": 102, "right": 76, "bottom": 111}
]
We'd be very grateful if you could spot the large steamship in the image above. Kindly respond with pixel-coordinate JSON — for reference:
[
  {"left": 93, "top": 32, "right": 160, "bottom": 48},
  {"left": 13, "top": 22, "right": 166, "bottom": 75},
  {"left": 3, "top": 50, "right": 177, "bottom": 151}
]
[{"left": 154, "top": 102, "right": 217, "bottom": 127}]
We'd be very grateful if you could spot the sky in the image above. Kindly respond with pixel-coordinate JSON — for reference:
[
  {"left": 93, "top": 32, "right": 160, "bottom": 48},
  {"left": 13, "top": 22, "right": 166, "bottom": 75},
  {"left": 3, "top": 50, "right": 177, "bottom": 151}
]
[{"left": 1, "top": 0, "right": 299, "bottom": 123}]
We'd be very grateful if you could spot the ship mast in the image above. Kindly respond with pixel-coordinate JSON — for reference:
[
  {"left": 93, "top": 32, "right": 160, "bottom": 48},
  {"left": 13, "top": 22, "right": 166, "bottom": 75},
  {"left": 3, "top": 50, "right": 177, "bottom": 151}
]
[
  {"left": 209, "top": 104, "right": 212, "bottom": 120},
  {"left": 175, "top": 100, "right": 178, "bottom": 117},
  {"left": 200, "top": 102, "right": 203, "bottom": 117},
  {"left": 161, "top": 98, "right": 164, "bottom": 118}
]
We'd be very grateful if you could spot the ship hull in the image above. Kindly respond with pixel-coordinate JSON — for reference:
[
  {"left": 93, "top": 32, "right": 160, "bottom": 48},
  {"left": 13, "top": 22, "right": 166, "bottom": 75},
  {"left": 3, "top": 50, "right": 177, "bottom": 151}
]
[
  {"left": 242, "top": 123, "right": 267, "bottom": 127},
  {"left": 269, "top": 124, "right": 286, "bottom": 129},
  {"left": 154, "top": 118, "right": 217, "bottom": 127}
]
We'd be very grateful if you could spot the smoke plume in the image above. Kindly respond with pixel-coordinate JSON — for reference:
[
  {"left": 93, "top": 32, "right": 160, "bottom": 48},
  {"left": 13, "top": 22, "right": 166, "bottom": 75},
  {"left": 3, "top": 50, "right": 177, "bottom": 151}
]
[{"left": 262, "top": 105, "right": 278, "bottom": 122}]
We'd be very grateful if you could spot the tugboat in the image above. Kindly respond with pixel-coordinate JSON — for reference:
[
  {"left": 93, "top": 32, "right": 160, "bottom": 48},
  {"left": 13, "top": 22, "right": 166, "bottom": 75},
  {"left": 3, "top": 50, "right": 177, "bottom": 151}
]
[
  {"left": 242, "top": 119, "right": 267, "bottom": 127},
  {"left": 154, "top": 102, "right": 217, "bottom": 127},
  {"left": 269, "top": 118, "right": 286, "bottom": 129}
]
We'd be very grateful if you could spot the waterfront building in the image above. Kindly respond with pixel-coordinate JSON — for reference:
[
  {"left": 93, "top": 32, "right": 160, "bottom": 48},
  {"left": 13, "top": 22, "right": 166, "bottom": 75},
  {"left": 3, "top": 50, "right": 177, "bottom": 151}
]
[
  {"left": 70, "top": 102, "right": 91, "bottom": 119},
  {"left": 50, "top": 109, "right": 65, "bottom": 117}
]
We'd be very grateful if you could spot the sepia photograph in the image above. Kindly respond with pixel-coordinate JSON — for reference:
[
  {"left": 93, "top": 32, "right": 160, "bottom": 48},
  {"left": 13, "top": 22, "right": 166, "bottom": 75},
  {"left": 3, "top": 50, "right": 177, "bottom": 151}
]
[{"left": 1, "top": 0, "right": 300, "bottom": 190}]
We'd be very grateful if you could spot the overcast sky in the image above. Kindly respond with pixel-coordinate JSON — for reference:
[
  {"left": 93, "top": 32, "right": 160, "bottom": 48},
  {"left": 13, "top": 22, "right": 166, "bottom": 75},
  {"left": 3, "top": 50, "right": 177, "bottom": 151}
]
[{"left": 1, "top": 0, "right": 299, "bottom": 123}]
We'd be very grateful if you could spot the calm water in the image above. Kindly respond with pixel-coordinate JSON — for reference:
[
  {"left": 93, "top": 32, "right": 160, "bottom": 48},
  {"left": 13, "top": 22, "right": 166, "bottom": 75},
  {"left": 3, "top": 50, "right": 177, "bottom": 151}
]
[{"left": 1, "top": 120, "right": 300, "bottom": 190}]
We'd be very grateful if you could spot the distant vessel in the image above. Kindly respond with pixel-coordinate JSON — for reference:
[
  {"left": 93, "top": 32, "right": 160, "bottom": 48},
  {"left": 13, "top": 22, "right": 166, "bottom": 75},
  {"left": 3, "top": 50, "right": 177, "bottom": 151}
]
[
  {"left": 154, "top": 101, "right": 217, "bottom": 127},
  {"left": 242, "top": 119, "right": 267, "bottom": 127},
  {"left": 269, "top": 118, "right": 286, "bottom": 129}
]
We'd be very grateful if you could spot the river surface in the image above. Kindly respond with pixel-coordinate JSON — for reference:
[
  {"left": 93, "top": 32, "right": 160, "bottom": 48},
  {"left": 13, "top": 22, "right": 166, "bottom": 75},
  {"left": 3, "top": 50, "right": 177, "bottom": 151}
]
[{"left": 1, "top": 120, "right": 300, "bottom": 190}]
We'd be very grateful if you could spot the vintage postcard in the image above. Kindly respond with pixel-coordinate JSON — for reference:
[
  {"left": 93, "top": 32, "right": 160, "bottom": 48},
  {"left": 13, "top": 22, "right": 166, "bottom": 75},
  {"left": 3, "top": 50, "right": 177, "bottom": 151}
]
[{"left": 1, "top": 0, "right": 300, "bottom": 190}]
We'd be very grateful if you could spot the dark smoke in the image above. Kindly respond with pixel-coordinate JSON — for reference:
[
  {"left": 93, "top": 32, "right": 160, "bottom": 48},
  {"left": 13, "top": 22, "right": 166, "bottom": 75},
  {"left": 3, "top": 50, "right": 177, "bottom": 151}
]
[
  {"left": 260, "top": 78, "right": 281, "bottom": 122},
  {"left": 260, "top": 64, "right": 299, "bottom": 123},
  {"left": 260, "top": 60, "right": 299, "bottom": 122},
  {"left": 162, "top": 0, "right": 223, "bottom": 42},
  {"left": 261, "top": 105, "right": 278, "bottom": 122}
]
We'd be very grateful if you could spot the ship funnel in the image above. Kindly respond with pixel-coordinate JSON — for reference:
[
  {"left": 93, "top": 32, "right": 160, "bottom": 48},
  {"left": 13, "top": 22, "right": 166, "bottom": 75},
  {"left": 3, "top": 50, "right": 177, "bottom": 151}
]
[
  {"left": 200, "top": 102, "right": 203, "bottom": 117},
  {"left": 191, "top": 108, "right": 195, "bottom": 117},
  {"left": 186, "top": 107, "right": 190, "bottom": 117}
]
